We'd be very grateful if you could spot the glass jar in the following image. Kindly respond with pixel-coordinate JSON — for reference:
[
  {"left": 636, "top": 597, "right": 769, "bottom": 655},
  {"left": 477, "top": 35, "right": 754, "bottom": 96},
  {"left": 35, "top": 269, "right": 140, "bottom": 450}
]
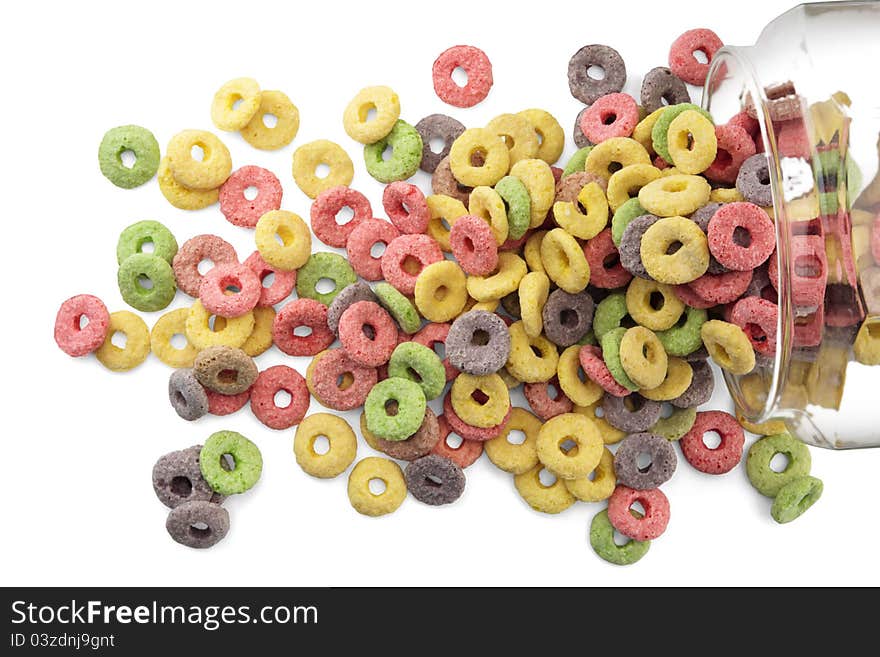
[{"left": 703, "top": 1, "right": 880, "bottom": 448}]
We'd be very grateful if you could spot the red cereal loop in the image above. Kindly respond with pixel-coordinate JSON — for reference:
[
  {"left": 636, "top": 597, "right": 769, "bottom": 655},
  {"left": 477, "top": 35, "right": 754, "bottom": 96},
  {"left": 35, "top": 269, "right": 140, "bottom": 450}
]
[
  {"left": 380, "top": 233, "right": 444, "bottom": 295},
  {"left": 668, "top": 28, "right": 723, "bottom": 86},
  {"left": 219, "top": 165, "right": 283, "bottom": 228},
  {"left": 578, "top": 93, "right": 640, "bottom": 142},
  {"left": 607, "top": 485, "right": 671, "bottom": 541},
  {"left": 412, "top": 322, "right": 458, "bottom": 381},
  {"left": 338, "top": 301, "right": 398, "bottom": 367},
  {"left": 583, "top": 228, "right": 633, "bottom": 289},
  {"left": 794, "top": 306, "right": 824, "bottom": 348},
  {"left": 679, "top": 410, "right": 745, "bottom": 474},
  {"left": 432, "top": 45, "right": 493, "bottom": 108},
  {"left": 704, "top": 124, "right": 756, "bottom": 184},
  {"left": 523, "top": 378, "right": 573, "bottom": 420},
  {"left": 579, "top": 345, "right": 631, "bottom": 398},
  {"left": 500, "top": 231, "right": 530, "bottom": 252},
  {"left": 250, "top": 365, "right": 310, "bottom": 430},
  {"left": 311, "top": 349, "right": 378, "bottom": 411},
  {"left": 346, "top": 218, "right": 401, "bottom": 281},
  {"left": 273, "top": 298, "right": 335, "bottom": 356},
  {"left": 707, "top": 202, "right": 776, "bottom": 271},
  {"left": 243, "top": 251, "right": 297, "bottom": 307},
  {"left": 172, "top": 234, "right": 238, "bottom": 297},
  {"left": 654, "top": 155, "right": 671, "bottom": 170},
  {"left": 789, "top": 235, "right": 827, "bottom": 308},
  {"left": 777, "top": 120, "right": 811, "bottom": 159},
  {"left": 198, "top": 262, "right": 262, "bottom": 318},
  {"left": 382, "top": 181, "right": 430, "bottom": 234},
  {"left": 309, "top": 185, "right": 372, "bottom": 248},
  {"left": 206, "top": 388, "right": 251, "bottom": 416},
  {"left": 673, "top": 282, "right": 717, "bottom": 309},
  {"left": 727, "top": 111, "right": 760, "bottom": 143},
  {"left": 431, "top": 414, "right": 484, "bottom": 468},
  {"left": 686, "top": 270, "right": 753, "bottom": 305},
  {"left": 449, "top": 214, "right": 499, "bottom": 276},
  {"left": 729, "top": 296, "right": 779, "bottom": 356},
  {"left": 54, "top": 294, "right": 110, "bottom": 357},
  {"left": 442, "top": 392, "right": 511, "bottom": 442}
]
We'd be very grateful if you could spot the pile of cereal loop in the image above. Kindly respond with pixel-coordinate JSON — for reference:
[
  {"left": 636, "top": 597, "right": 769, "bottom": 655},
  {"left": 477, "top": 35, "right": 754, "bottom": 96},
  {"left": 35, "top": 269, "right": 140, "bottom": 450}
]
[{"left": 55, "top": 35, "right": 829, "bottom": 562}]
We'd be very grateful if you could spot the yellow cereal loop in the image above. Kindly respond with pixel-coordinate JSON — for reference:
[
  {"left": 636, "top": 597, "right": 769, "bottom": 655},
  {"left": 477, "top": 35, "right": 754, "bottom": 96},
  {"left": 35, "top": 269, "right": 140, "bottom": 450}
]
[
  {"left": 667, "top": 110, "right": 718, "bottom": 175},
  {"left": 449, "top": 127, "right": 510, "bottom": 187},
  {"left": 255, "top": 210, "right": 312, "bottom": 271},
  {"left": 485, "top": 113, "right": 539, "bottom": 165},
  {"left": 291, "top": 139, "right": 354, "bottom": 199},
  {"left": 638, "top": 174, "right": 711, "bottom": 217},
  {"left": 524, "top": 230, "right": 547, "bottom": 273},
  {"left": 517, "top": 109, "right": 564, "bottom": 164},
  {"left": 619, "top": 326, "right": 668, "bottom": 389},
  {"left": 806, "top": 344, "right": 848, "bottom": 410},
  {"left": 510, "top": 159, "right": 555, "bottom": 228},
  {"left": 700, "top": 320, "right": 756, "bottom": 375},
  {"left": 557, "top": 345, "right": 603, "bottom": 406},
  {"left": 347, "top": 457, "right": 407, "bottom": 517},
  {"left": 736, "top": 410, "right": 788, "bottom": 436},
  {"left": 467, "top": 186, "right": 509, "bottom": 244},
  {"left": 240, "top": 90, "right": 300, "bottom": 150},
  {"left": 585, "top": 137, "right": 651, "bottom": 180},
  {"left": 540, "top": 228, "right": 590, "bottom": 293},
  {"left": 640, "top": 216, "right": 709, "bottom": 284},
  {"left": 519, "top": 271, "right": 550, "bottom": 337},
  {"left": 469, "top": 298, "right": 500, "bottom": 313},
  {"left": 536, "top": 413, "right": 603, "bottom": 480},
  {"left": 166, "top": 129, "right": 232, "bottom": 191},
  {"left": 150, "top": 307, "right": 198, "bottom": 368},
  {"left": 185, "top": 300, "right": 254, "bottom": 350},
  {"left": 497, "top": 366, "right": 520, "bottom": 389},
  {"left": 625, "top": 277, "right": 685, "bottom": 331},
  {"left": 342, "top": 85, "right": 401, "bottom": 144},
  {"left": 95, "top": 311, "right": 150, "bottom": 372},
  {"left": 640, "top": 357, "right": 693, "bottom": 401},
  {"left": 552, "top": 182, "right": 609, "bottom": 240},
  {"left": 854, "top": 318, "right": 880, "bottom": 365},
  {"left": 294, "top": 413, "right": 357, "bottom": 479},
  {"left": 157, "top": 157, "right": 219, "bottom": 211},
  {"left": 451, "top": 373, "right": 510, "bottom": 428},
  {"left": 606, "top": 164, "right": 662, "bottom": 212},
  {"left": 414, "top": 260, "right": 467, "bottom": 322},
  {"left": 632, "top": 107, "right": 665, "bottom": 155},
  {"left": 514, "top": 465, "right": 576, "bottom": 514},
  {"left": 211, "top": 77, "right": 262, "bottom": 132},
  {"left": 709, "top": 187, "right": 744, "bottom": 203},
  {"left": 564, "top": 447, "right": 616, "bottom": 502},
  {"left": 506, "top": 321, "right": 558, "bottom": 383},
  {"left": 426, "top": 194, "right": 467, "bottom": 251},
  {"left": 466, "top": 252, "right": 527, "bottom": 301},
  {"left": 485, "top": 407, "right": 541, "bottom": 474},
  {"left": 573, "top": 402, "right": 626, "bottom": 444},
  {"left": 239, "top": 306, "right": 276, "bottom": 357}
]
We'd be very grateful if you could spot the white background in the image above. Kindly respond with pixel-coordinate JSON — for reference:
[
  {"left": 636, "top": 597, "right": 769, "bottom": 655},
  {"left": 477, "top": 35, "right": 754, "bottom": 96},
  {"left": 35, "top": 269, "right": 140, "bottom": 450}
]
[{"left": 2, "top": 0, "right": 877, "bottom": 587}]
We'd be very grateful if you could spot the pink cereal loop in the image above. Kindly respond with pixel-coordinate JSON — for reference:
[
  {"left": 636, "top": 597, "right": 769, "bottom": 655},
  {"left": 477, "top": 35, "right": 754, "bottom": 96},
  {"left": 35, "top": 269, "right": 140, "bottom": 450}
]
[{"left": 432, "top": 45, "right": 493, "bottom": 108}]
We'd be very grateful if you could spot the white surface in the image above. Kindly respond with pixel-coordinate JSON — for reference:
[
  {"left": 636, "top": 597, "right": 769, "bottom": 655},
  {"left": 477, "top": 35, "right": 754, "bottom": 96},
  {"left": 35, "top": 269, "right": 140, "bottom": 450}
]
[{"left": 2, "top": 0, "right": 876, "bottom": 587}]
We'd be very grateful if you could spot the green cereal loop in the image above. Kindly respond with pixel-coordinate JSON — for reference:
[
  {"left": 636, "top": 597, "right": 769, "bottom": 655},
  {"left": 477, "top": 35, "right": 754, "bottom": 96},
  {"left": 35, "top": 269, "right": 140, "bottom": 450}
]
[
  {"left": 651, "top": 104, "right": 713, "bottom": 163},
  {"left": 611, "top": 198, "right": 647, "bottom": 247},
  {"left": 600, "top": 327, "right": 639, "bottom": 391},
  {"left": 374, "top": 282, "right": 422, "bottom": 334},
  {"left": 388, "top": 342, "right": 446, "bottom": 401},
  {"left": 296, "top": 252, "right": 357, "bottom": 306},
  {"left": 494, "top": 175, "right": 531, "bottom": 240},
  {"left": 117, "top": 252, "right": 177, "bottom": 312},
  {"left": 577, "top": 329, "right": 597, "bottom": 346},
  {"left": 116, "top": 220, "right": 178, "bottom": 265},
  {"left": 845, "top": 154, "right": 862, "bottom": 208},
  {"left": 593, "top": 292, "right": 630, "bottom": 340},
  {"left": 200, "top": 430, "right": 263, "bottom": 495},
  {"left": 656, "top": 306, "right": 707, "bottom": 356},
  {"left": 771, "top": 476, "right": 823, "bottom": 524},
  {"left": 365, "top": 377, "right": 427, "bottom": 441},
  {"left": 746, "top": 433, "right": 812, "bottom": 498},
  {"left": 590, "top": 509, "right": 650, "bottom": 566},
  {"left": 98, "top": 125, "right": 161, "bottom": 189},
  {"left": 818, "top": 192, "right": 839, "bottom": 216},
  {"left": 363, "top": 120, "right": 423, "bottom": 183},
  {"left": 652, "top": 406, "right": 697, "bottom": 441},
  {"left": 562, "top": 146, "right": 593, "bottom": 178}
]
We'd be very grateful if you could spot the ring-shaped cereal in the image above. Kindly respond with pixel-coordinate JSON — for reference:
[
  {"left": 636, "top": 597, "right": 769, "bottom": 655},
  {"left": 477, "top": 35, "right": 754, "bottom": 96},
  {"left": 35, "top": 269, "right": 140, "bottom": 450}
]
[
  {"left": 450, "top": 214, "right": 499, "bottom": 276},
  {"left": 632, "top": 107, "right": 665, "bottom": 155},
  {"left": 432, "top": 45, "right": 493, "bottom": 108},
  {"left": 524, "top": 230, "right": 547, "bottom": 273},
  {"left": 606, "top": 164, "right": 662, "bottom": 213},
  {"left": 494, "top": 175, "right": 531, "bottom": 240},
  {"left": 242, "top": 251, "right": 296, "bottom": 307},
  {"left": 291, "top": 139, "right": 354, "bottom": 199},
  {"left": 172, "top": 234, "right": 238, "bottom": 298},
  {"left": 506, "top": 321, "right": 559, "bottom": 383},
  {"left": 510, "top": 159, "right": 555, "bottom": 228},
  {"left": 311, "top": 348, "right": 377, "bottom": 410},
  {"left": 346, "top": 219, "right": 401, "bottom": 281},
  {"left": 198, "top": 262, "right": 261, "bottom": 318},
  {"left": 564, "top": 447, "right": 616, "bottom": 502},
  {"left": 540, "top": 228, "right": 590, "bottom": 293},
  {"left": 746, "top": 432, "right": 812, "bottom": 497},
  {"left": 607, "top": 485, "right": 670, "bottom": 541},
  {"left": 240, "top": 89, "right": 300, "bottom": 150},
  {"left": 236, "top": 305, "right": 275, "bottom": 357},
  {"left": 98, "top": 125, "right": 161, "bottom": 189},
  {"left": 625, "top": 277, "right": 685, "bottom": 331},
  {"left": 519, "top": 271, "right": 550, "bottom": 337},
  {"left": 553, "top": 182, "right": 609, "bottom": 240},
  {"left": 679, "top": 410, "right": 745, "bottom": 475},
  {"left": 374, "top": 282, "right": 422, "bottom": 334},
  {"left": 381, "top": 234, "right": 444, "bottom": 296},
  {"left": 484, "top": 407, "right": 540, "bottom": 474},
  {"left": 583, "top": 228, "right": 632, "bottom": 290},
  {"left": 296, "top": 252, "right": 357, "bottom": 306},
  {"left": 363, "top": 120, "right": 423, "bottom": 184},
  {"left": 640, "top": 216, "right": 709, "bottom": 284},
  {"left": 200, "top": 430, "right": 262, "bottom": 495},
  {"left": 54, "top": 294, "right": 110, "bottom": 357},
  {"left": 414, "top": 260, "right": 467, "bottom": 323},
  {"left": 254, "top": 210, "right": 311, "bottom": 271},
  {"left": 700, "top": 319, "right": 756, "bottom": 375},
  {"left": 293, "top": 413, "right": 357, "bottom": 478},
  {"left": 514, "top": 465, "right": 576, "bottom": 514},
  {"left": 585, "top": 138, "right": 651, "bottom": 181},
  {"left": 536, "top": 412, "right": 603, "bottom": 480},
  {"left": 343, "top": 85, "right": 400, "bottom": 144},
  {"left": 668, "top": 28, "right": 723, "bottom": 85},
  {"left": 443, "top": 392, "right": 511, "bottom": 442},
  {"left": 211, "top": 77, "right": 261, "bottom": 131},
  {"left": 465, "top": 252, "right": 527, "bottom": 302},
  {"left": 117, "top": 253, "right": 177, "bottom": 313},
  {"left": 192, "top": 345, "right": 257, "bottom": 395},
  {"left": 309, "top": 186, "right": 372, "bottom": 248},
  {"left": 273, "top": 297, "right": 334, "bottom": 356},
  {"left": 666, "top": 110, "right": 718, "bottom": 175},
  {"left": 426, "top": 194, "right": 467, "bottom": 251},
  {"left": 449, "top": 128, "right": 510, "bottom": 187},
  {"left": 166, "top": 129, "right": 232, "bottom": 191},
  {"left": 347, "top": 457, "right": 407, "bottom": 516},
  {"left": 619, "top": 326, "right": 669, "bottom": 390},
  {"left": 730, "top": 296, "right": 778, "bottom": 357},
  {"left": 640, "top": 357, "right": 693, "bottom": 401},
  {"left": 365, "top": 377, "right": 427, "bottom": 441},
  {"left": 416, "top": 114, "right": 466, "bottom": 174},
  {"left": 651, "top": 405, "right": 697, "bottom": 441},
  {"left": 651, "top": 104, "right": 714, "bottom": 163},
  {"left": 485, "top": 113, "right": 539, "bottom": 165},
  {"left": 150, "top": 308, "right": 198, "bottom": 368},
  {"left": 95, "top": 311, "right": 150, "bottom": 371},
  {"left": 218, "top": 166, "right": 283, "bottom": 228},
  {"left": 638, "top": 174, "right": 711, "bottom": 217},
  {"left": 556, "top": 345, "right": 603, "bottom": 407},
  {"left": 600, "top": 328, "right": 640, "bottom": 391},
  {"left": 412, "top": 323, "right": 457, "bottom": 381},
  {"left": 382, "top": 181, "right": 430, "bottom": 235},
  {"left": 579, "top": 93, "right": 640, "bottom": 143},
  {"left": 467, "top": 186, "right": 509, "bottom": 245},
  {"left": 517, "top": 109, "right": 565, "bottom": 165},
  {"left": 772, "top": 476, "right": 823, "bottom": 524},
  {"left": 157, "top": 157, "right": 218, "bottom": 210},
  {"left": 116, "top": 220, "right": 178, "bottom": 265},
  {"left": 611, "top": 197, "right": 648, "bottom": 247},
  {"left": 338, "top": 301, "right": 398, "bottom": 367},
  {"left": 387, "top": 342, "right": 446, "bottom": 401},
  {"left": 249, "top": 365, "right": 310, "bottom": 430},
  {"left": 185, "top": 300, "right": 254, "bottom": 350},
  {"left": 567, "top": 44, "right": 627, "bottom": 105},
  {"left": 432, "top": 415, "right": 483, "bottom": 468},
  {"left": 451, "top": 373, "right": 510, "bottom": 428},
  {"left": 524, "top": 378, "right": 573, "bottom": 420},
  {"left": 590, "top": 509, "right": 650, "bottom": 565},
  {"left": 657, "top": 306, "right": 707, "bottom": 356},
  {"left": 707, "top": 202, "right": 775, "bottom": 271}
]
